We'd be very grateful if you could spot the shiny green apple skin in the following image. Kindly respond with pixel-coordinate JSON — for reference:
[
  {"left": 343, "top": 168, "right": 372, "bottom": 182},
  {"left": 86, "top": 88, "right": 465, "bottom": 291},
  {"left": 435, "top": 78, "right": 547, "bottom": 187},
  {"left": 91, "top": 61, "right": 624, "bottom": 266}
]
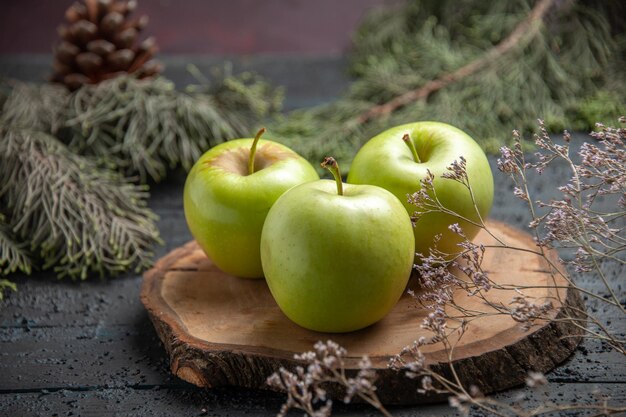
[
  {"left": 184, "top": 139, "right": 319, "bottom": 278},
  {"left": 347, "top": 122, "right": 494, "bottom": 257},
  {"left": 260, "top": 180, "right": 415, "bottom": 333}
]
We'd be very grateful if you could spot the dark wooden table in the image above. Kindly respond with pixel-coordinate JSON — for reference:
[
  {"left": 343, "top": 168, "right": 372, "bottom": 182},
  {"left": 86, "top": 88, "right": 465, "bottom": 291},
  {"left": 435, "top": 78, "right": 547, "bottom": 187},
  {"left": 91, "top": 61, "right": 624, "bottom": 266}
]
[{"left": 1, "top": 56, "right": 624, "bottom": 416}]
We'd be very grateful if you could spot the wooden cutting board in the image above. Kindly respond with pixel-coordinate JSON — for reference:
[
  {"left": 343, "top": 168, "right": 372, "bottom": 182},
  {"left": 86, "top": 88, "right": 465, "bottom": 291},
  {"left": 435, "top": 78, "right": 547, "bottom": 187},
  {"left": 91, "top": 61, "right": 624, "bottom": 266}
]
[{"left": 140, "top": 221, "right": 583, "bottom": 404}]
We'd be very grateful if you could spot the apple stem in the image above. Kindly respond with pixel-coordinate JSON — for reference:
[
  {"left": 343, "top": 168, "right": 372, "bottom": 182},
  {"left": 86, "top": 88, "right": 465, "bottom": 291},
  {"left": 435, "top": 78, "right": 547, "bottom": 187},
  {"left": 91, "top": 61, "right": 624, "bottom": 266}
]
[
  {"left": 248, "top": 127, "right": 266, "bottom": 175},
  {"left": 321, "top": 156, "right": 343, "bottom": 196},
  {"left": 402, "top": 133, "right": 421, "bottom": 163}
]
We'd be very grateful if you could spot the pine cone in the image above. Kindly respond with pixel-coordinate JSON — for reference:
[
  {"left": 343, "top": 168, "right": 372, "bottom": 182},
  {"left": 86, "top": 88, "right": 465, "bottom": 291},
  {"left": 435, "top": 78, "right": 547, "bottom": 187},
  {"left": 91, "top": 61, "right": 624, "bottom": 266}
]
[{"left": 52, "top": 0, "right": 163, "bottom": 90}]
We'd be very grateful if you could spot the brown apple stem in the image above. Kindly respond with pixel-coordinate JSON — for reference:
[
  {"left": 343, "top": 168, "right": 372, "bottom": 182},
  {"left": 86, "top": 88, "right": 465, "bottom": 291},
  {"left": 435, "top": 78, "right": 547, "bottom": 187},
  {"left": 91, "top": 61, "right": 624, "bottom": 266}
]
[
  {"left": 248, "top": 127, "right": 266, "bottom": 175},
  {"left": 321, "top": 156, "right": 343, "bottom": 196},
  {"left": 402, "top": 133, "right": 421, "bottom": 163}
]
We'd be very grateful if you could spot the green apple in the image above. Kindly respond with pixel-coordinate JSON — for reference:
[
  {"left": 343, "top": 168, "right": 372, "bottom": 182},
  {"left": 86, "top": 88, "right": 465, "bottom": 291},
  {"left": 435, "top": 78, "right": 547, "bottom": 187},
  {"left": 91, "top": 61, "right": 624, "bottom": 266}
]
[
  {"left": 347, "top": 122, "right": 494, "bottom": 258},
  {"left": 184, "top": 129, "right": 319, "bottom": 278},
  {"left": 261, "top": 157, "right": 415, "bottom": 333}
]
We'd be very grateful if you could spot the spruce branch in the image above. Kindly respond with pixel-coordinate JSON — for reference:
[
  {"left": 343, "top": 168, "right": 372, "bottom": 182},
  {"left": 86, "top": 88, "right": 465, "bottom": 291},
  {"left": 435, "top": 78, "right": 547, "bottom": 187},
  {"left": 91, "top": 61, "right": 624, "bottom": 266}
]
[
  {"left": 0, "top": 126, "right": 161, "bottom": 279},
  {"left": 0, "top": 68, "right": 280, "bottom": 280},
  {"left": 355, "top": 0, "right": 556, "bottom": 125},
  {"left": 63, "top": 69, "right": 282, "bottom": 183}
]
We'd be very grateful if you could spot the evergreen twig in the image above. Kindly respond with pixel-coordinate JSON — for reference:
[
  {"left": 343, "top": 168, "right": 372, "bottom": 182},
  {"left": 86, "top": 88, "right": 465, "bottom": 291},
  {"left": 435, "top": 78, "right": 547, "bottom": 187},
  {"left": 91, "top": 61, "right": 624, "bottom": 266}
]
[
  {"left": 0, "top": 126, "right": 161, "bottom": 280},
  {"left": 64, "top": 70, "right": 282, "bottom": 182},
  {"left": 355, "top": 0, "right": 556, "bottom": 124}
]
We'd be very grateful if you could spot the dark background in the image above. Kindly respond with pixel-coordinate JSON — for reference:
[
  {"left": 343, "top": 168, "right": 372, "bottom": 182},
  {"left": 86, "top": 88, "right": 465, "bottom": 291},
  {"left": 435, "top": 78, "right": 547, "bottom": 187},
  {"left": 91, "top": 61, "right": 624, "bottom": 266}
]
[{"left": 0, "top": 0, "right": 401, "bottom": 55}]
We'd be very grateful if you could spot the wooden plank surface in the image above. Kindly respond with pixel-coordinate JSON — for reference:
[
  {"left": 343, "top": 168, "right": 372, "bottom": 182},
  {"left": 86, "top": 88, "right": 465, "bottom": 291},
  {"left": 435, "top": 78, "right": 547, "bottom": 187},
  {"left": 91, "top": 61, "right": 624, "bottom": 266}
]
[
  {"left": 0, "top": 57, "right": 624, "bottom": 415},
  {"left": 1, "top": 383, "right": 624, "bottom": 417}
]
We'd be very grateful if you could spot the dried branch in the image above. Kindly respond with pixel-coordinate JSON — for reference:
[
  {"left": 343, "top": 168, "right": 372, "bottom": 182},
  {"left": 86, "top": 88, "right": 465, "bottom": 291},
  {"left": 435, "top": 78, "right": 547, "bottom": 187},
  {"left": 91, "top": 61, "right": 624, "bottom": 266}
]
[
  {"left": 278, "top": 118, "right": 626, "bottom": 416},
  {"left": 267, "top": 341, "right": 391, "bottom": 417}
]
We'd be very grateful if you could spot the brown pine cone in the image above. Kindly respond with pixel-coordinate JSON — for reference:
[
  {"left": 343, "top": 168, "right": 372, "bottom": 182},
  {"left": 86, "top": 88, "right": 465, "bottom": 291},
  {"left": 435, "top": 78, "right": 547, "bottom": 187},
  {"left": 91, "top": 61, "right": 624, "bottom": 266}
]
[{"left": 51, "top": 0, "right": 163, "bottom": 90}]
